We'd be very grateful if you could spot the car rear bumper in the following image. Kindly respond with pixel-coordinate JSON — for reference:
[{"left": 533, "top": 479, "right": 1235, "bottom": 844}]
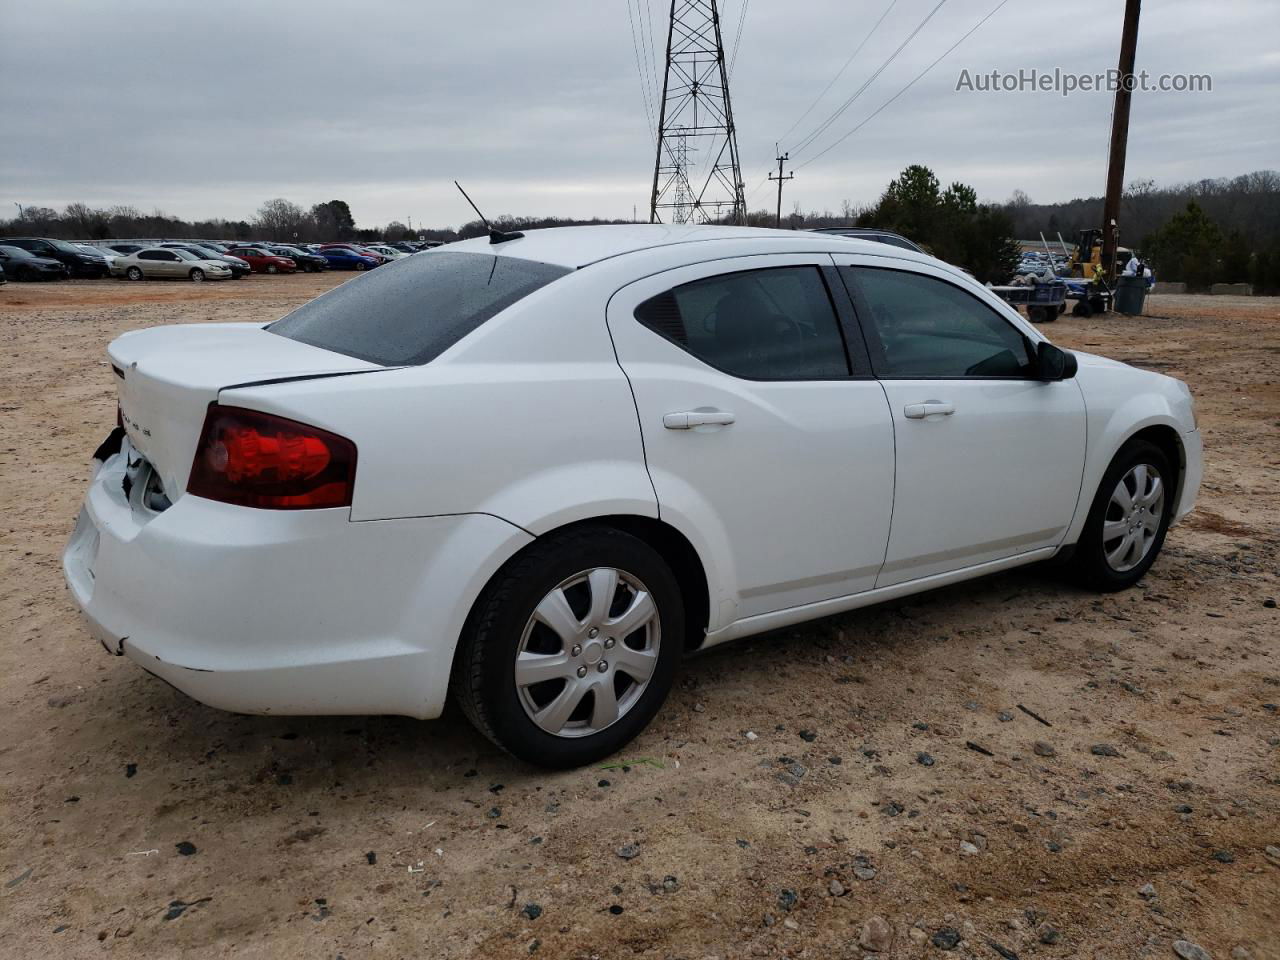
[{"left": 63, "top": 443, "right": 532, "bottom": 718}]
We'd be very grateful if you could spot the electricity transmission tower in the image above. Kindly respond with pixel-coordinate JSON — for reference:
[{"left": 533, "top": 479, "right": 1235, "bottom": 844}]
[
  {"left": 649, "top": 0, "right": 746, "bottom": 225},
  {"left": 671, "top": 127, "right": 695, "bottom": 223}
]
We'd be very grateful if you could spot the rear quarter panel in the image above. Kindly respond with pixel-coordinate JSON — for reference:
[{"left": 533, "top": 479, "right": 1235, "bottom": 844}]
[{"left": 222, "top": 271, "right": 658, "bottom": 530}]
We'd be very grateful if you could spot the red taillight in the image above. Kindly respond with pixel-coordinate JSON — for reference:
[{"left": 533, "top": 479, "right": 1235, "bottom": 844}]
[{"left": 188, "top": 405, "right": 356, "bottom": 510}]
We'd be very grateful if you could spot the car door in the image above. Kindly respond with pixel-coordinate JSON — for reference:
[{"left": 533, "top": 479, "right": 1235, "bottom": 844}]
[
  {"left": 607, "top": 255, "right": 896, "bottom": 624},
  {"left": 135, "top": 250, "right": 162, "bottom": 277},
  {"left": 834, "top": 256, "right": 1086, "bottom": 587},
  {"left": 159, "top": 250, "right": 186, "bottom": 277}
]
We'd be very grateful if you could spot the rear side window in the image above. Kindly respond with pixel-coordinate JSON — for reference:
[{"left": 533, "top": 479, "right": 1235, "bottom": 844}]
[
  {"left": 634, "top": 266, "right": 849, "bottom": 379},
  {"left": 843, "top": 267, "right": 1034, "bottom": 378},
  {"left": 269, "top": 251, "right": 571, "bottom": 366}
]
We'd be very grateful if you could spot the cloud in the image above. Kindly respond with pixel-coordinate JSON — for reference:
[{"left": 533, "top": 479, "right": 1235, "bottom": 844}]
[{"left": 1, "top": 0, "right": 1275, "bottom": 227}]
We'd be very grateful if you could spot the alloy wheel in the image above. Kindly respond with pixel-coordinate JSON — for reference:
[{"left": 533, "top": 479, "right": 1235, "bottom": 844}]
[
  {"left": 515, "top": 567, "right": 660, "bottom": 738},
  {"left": 1102, "top": 463, "right": 1165, "bottom": 572}
]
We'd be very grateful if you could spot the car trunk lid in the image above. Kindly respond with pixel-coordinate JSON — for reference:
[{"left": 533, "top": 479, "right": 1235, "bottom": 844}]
[{"left": 109, "top": 323, "right": 380, "bottom": 502}]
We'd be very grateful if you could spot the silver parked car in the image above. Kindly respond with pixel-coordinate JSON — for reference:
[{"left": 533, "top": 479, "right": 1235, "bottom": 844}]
[{"left": 112, "top": 247, "right": 232, "bottom": 282}]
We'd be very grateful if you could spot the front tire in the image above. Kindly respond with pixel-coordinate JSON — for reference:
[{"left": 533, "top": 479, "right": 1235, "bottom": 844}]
[
  {"left": 354, "top": 261, "right": 367, "bottom": 271},
  {"left": 452, "top": 527, "right": 683, "bottom": 768},
  {"left": 1069, "top": 438, "right": 1174, "bottom": 591},
  {"left": 189, "top": 268, "right": 205, "bottom": 282}
]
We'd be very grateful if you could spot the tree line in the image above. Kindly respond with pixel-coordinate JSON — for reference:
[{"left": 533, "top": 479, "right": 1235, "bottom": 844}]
[
  {"left": 1003, "top": 170, "right": 1279, "bottom": 292},
  {"left": 3, "top": 167, "right": 1275, "bottom": 291},
  {"left": 0, "top": 197, "right": 634, "bottom": 247}
]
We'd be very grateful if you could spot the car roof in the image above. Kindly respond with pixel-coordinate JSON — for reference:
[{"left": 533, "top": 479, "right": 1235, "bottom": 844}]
[{"left": 444, "top": 223, "right": 938, "bottom": 270}]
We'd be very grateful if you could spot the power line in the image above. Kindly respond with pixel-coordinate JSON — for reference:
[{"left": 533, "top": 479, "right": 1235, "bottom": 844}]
[
  {"left": 776, "top": 0, "right": 898, "bottom": 149},
  {"left": 640, "top": 0, "right": 663, "bottom": 129},
  {"left": 626, "top": 0, "right": 656, "bottom": 137},
  {"left": 728, "top": 0, "right": 749, "bottom": 79},
  {"left": 789, "top": 0, "right": 952, "bottom": 159},
  {"left": 641, "top": 0, "right": 662, "bottom": 99},
  {"left": 794, "top": 0, "right": 1014, "bottom": 170}
]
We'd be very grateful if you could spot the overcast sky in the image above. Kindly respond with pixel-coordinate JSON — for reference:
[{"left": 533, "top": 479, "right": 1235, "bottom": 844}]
[{"left": 2, "top": 0, "right": 1276, "bottom": 229}]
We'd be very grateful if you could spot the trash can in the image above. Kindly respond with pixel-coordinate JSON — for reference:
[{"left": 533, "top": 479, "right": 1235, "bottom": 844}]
[{"left": 1115, "top": 275, "right": 1147, "bottom": 315}]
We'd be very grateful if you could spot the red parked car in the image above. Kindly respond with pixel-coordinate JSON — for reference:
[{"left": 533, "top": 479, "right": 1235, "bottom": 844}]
[{"left": 226, "top": 247, "right": 297, "bottom": 274}]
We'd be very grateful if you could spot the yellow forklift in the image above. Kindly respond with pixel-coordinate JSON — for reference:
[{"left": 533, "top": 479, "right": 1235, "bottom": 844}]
[
  {"left": 1063, "top": 228, "right": 1131, "bottom": 316},
  {"left": 1069, "top": 228, "right": 1133, "bottom": 279}
]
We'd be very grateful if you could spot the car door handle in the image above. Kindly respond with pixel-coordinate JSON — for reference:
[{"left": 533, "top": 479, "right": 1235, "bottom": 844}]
[
  {"left": 663, "top": 409, "right": 736, "bottom": 430},
  {"left": 903, "top": 401, "right": 955, "bottom": 419}
]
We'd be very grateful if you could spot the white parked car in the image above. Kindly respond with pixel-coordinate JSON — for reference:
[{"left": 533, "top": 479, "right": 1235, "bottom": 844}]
[
  {"left": 64, "top": 226, "right": 1201, "bottom": 767},
  {"left": 111, "top": 246, "right": 233, "bottom": 282}
]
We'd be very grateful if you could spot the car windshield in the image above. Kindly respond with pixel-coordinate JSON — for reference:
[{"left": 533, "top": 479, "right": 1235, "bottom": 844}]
[
  {"left": 0, "top": 245, "right": 37, "bottom": 259},
  {"left": 269, "top": 251, "right": 572, "bottom": 366},
  {"left": 49, "top": 238, "right": 84, "bottom": 254},
  {"left": 172, "top": 249, "right": 202, "bottom": 261},
  {"left": 191, "top": 247, "right": 223, "bottom": 258}
]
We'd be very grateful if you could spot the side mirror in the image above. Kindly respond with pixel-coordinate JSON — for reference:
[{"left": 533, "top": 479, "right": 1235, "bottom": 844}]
[{"left": 1036, "top": 342, "right": 1078, "bottom": 381}]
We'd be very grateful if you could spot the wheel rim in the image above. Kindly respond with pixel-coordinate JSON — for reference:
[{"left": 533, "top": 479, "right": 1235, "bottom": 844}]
[
  {"left": 191, "top": 270, "right": 203, "bottom": 282},
  {"left": 1103, "top": 463, "right": 1165, "bottom": 572},
  {"left": 127, "top": 267, "right": 142, "bottom": 280},
  {"left": 515, "top": 567, "right": 660, "bottom": 738}
]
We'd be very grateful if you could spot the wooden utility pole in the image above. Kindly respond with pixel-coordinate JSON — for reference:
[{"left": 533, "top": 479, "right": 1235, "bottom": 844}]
[
  {"left": 769, "top": 152, "right": 793, "bottom": 228},
  {"left": 1100, "top": 0, "right": 1141, "bottom": 282}
]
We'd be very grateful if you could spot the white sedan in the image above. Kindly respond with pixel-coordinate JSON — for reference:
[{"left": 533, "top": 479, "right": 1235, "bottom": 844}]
[{"left": 63, "top": 225, "right": 1201, "bottom": 767}]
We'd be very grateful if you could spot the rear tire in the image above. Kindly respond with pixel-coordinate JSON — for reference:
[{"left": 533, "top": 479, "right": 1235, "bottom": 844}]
[
  {"left": 452, "top": 527, "right": 683, "bottom": 768},
  {"left": 1068, "top": 438, "right": 1174, "bottom": 592},
  {"left": 126, "top": 266, "right": 144, "bottom": 281}
]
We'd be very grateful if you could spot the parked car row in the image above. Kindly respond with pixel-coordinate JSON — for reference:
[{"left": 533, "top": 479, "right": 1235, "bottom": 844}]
[
  {"left": 0, "top": 235, "right": 444, "bottom": 283},
  {"left": 0, "top": 237, "right": 110, "bottom": 278}
]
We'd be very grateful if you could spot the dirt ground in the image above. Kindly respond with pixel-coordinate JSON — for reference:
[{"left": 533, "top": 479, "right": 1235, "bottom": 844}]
[{"left": 1, "top": 278, "right": 1277, "bottom": 960}]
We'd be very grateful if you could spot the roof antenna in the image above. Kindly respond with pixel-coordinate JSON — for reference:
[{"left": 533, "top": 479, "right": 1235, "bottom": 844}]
[{"left": 453, "top": 180, "right": 524, "bottom": 245}]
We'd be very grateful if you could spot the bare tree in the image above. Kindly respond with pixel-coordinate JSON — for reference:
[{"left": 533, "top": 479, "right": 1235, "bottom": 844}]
[{"left": 255, "top": 198, "right": 309, "bottom": 242}]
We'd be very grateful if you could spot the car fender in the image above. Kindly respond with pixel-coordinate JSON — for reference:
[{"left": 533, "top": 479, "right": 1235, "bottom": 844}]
[{"left": 1064, "top": 358, "right": 1194, "bottom": 545}]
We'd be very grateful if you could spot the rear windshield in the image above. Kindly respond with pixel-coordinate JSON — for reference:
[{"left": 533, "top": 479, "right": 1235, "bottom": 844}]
[{"left": 268, "top": 251, "right": 572, "bottom": 365}]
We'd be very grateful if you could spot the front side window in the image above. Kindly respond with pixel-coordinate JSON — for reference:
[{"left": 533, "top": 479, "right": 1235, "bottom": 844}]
[
  {"left": 634, "top": 266, "right": 849, "bottom": 379},
  {"left": 843, "top": 267, "right": 1034, "bottom": 378},
  {"left": 270, "top": 251, "right": 571, "bottom": 366}
]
